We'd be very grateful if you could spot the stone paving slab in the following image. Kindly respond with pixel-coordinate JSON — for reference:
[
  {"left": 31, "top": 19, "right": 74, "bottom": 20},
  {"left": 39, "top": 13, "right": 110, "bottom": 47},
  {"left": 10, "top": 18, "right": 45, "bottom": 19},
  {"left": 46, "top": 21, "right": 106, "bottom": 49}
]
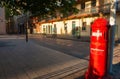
[{"left": 35, "top": 61, "right": 88, "bottom": 79}]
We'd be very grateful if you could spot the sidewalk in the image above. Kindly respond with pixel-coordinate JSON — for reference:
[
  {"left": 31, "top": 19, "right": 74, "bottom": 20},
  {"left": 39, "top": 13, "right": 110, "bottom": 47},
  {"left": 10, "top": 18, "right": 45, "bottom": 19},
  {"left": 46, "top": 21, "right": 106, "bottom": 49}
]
[
  {"left": 22, "top": 34, "right": 120, "bottom": 79},
  {"left": 0, "top": 35, "right": 120, "bottom": 79},
  {"left": 0, "top": 35, "right": 88, "bottom": 79},
  {"left": 62, "top": 44, "right": 120, "bottom": 79},
  {"left": 23, "top": 34, "right": 120, "bottom": 79}
]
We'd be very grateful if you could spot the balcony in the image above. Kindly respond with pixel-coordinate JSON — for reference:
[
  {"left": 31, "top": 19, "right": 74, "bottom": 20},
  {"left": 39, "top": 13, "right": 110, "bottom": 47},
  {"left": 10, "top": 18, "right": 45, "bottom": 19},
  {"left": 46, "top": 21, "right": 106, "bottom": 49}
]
[
  {"left": 40, "top": 1, "right": 120, "bottom": 22},
  {"left": 100, "top": 1, "right": 120, "bottom": 13},
  {"left": 78, "top": 1, "right": 120, "bottom": 17}
]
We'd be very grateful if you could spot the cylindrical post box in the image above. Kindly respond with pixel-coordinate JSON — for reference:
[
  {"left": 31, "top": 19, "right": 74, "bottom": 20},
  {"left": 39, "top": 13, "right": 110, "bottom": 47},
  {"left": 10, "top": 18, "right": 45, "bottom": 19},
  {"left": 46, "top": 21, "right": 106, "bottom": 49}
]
[{"left": 85, "top": 18, "right": 109, "bottom": 79}]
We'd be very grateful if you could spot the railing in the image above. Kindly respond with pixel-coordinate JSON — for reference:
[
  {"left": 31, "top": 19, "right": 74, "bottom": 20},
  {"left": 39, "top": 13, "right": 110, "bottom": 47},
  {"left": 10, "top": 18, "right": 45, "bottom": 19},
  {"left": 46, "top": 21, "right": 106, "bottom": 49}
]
[
  {"left": 100, "top": 3, "right": 111, "bottom": 13},
  {"left": 79, "top": 1, "right": 120, "bottom": 15}
]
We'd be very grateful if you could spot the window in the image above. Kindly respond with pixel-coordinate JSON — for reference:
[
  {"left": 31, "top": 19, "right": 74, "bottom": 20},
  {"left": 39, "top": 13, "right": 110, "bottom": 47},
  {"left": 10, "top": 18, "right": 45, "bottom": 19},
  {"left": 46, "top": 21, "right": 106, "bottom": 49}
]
[
  {"left": 48, "top": 25, "right": 50, "bottom": 34},
  {"left": 46, "top": 25, "right": 48, "bottom": 33},
  {"left": 43, "top": 25, "right": 46, "bottom": 33},
  {"left": 91, "top": 0, "right": 96, "bottom": 7},
  {"left": 72, "top": 21, "right": 76, "bottom": 35},
  {"left": 90, "top": 22, "right": 93, "bottom": 35},
  {"left": 82, "top": 22, "right": 86, "bottom": 31},
  {"left": 50, "top": 25, "right": 52, "bottom": 34},
  {"left": 81, "top": 3, "right": 85, "bottom": 9},
  {"left": 53, "top": 24, "right": 57, "bottom": 34},
  {"left": 64, "top": 23, "right": 67, "bottom": 30},
  {"left": 85, "top": 1, "right": 91, "bottom": 12}
]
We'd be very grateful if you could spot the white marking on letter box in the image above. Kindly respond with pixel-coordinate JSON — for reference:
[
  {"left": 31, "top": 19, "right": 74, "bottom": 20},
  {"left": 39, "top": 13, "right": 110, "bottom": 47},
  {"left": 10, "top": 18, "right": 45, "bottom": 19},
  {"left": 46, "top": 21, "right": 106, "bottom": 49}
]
[
  {"left": 92, "top": 30, "right": 102, "bottom": 40},
  {"left": 91, "top": 48, "right": 104, "bottom": 52}
]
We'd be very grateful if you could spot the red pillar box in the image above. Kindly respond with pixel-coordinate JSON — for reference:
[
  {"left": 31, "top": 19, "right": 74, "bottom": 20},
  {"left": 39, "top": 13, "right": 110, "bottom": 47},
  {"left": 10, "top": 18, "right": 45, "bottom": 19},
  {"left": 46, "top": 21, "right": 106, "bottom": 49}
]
[{"left": 85, "top": 18, "right": 109, "bottom": 79}]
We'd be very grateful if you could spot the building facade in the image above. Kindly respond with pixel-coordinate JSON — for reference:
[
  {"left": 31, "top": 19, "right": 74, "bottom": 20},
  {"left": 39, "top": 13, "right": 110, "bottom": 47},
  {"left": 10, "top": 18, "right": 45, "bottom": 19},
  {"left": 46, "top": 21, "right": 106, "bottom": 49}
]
[
  {"left": 33, "top": 0, "right": 120, "bottom": 40},
  {"left": 0, "top": 7, "right": 6, "bottom": 34}
]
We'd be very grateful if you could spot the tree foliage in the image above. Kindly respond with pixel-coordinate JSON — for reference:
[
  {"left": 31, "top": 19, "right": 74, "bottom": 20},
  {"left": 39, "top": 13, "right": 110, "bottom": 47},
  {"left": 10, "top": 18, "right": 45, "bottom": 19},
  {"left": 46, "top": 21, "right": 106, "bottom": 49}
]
[{"left": 0, "top": 0, "right": 78, "bottom": 17}]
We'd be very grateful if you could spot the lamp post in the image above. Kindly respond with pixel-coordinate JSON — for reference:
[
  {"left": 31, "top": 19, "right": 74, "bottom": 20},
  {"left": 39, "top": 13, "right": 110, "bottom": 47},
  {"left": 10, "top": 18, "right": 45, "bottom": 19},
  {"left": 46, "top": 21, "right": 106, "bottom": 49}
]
[
  {"left": 108, "top": 0, "right": 117, "bottom": 74},
  {"left": 26, "top": 20, "right": 28, "bottom": 42},
  {"left": 25, "top": 12, "right": 29, "bottom": 42},
  {"left": 16, "top": 9, "right": 29, "bottom": 42}
]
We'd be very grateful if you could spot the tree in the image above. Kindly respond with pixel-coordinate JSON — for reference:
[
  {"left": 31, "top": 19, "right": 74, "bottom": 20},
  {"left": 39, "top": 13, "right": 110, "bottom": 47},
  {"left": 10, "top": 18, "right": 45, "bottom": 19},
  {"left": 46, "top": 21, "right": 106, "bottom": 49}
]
[{"left": 0, "top": 0, "right": 79, "bottom": 17}]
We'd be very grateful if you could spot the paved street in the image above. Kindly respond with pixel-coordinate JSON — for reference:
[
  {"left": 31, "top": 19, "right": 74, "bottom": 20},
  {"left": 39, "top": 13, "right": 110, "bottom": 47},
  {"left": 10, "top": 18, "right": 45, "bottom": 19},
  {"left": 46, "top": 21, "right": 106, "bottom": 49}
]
[
  {"left": 0, "top": 35, "right": 120, "bottom": 79},
  {"left": 30, "top": 34, "right": 90, "bottom": 59},
  {"left": 0, "top": 35, "right": 89, "bottom": 79}
]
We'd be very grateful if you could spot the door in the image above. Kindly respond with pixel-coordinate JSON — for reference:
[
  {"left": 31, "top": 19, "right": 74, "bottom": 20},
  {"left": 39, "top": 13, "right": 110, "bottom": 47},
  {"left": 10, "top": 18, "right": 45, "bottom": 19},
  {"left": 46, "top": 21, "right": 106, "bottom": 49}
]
[{"left": 72, "top": 21, "right": 76, "bottom": 36}]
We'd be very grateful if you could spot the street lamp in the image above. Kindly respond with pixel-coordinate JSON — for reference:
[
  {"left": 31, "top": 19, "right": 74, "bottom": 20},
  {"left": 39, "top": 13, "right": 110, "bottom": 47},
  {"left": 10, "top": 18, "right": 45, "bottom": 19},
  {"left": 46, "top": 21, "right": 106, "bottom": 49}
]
[
  {"left": 108, "top": 0, "right": 117, "bottom": 74},
  {"left": 16, "top": 9, "right": 29, "bottom": 42},
  {"left": 25, "top": 12, "right": 30, "bottom": 42}
]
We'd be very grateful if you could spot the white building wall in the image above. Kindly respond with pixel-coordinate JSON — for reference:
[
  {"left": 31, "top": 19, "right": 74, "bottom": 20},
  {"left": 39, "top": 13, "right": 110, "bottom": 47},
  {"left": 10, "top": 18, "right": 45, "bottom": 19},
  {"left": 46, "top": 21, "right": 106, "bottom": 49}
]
[
  {"left": 41, "top": 24, "right": 45, "bottom": 34},
  {"left": 64, "top": 19, "right": 80, "bottom": 35},
  {"left": 0, "top": 7, "right": 6, "bottom": 34},
  {"left": 39, "top": 15, "right": 120, "bottom": 40},
  {"left": 104, "top": 0, "right": 110, "bottom": 4},
  {"left": 76, "top": 4, "right": 81, "bottom": 10},
  {"left": 40, "top": 17, "right": 98, "bottom": 38},
  {"left": 80, "top": 17, "right": 91, "bottom": 37},
  {"left": 66, "top": 20, "right": 72, "bottom": 35},
  {"left": 44, "top": 23, "right": 50, "bottom": 34},
  {"left": 59, "top": 21, "right": 65, "bottom": 34},
  {"left": 53, "top": 21, "right": 63, "bottom": 34}
]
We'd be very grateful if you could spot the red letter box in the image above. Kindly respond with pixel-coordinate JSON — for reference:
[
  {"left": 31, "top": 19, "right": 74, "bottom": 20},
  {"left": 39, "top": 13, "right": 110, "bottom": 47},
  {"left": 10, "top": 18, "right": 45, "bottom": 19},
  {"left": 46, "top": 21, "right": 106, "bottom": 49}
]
[{"left": 85, "top": 18, "right": 109, "bottom": 79}]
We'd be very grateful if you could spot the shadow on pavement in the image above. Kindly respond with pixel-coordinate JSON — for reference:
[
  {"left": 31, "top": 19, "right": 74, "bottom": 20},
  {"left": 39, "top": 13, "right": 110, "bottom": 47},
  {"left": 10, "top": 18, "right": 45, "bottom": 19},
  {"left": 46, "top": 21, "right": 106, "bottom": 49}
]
[
  {"left": 75, "top": 62, "right": 120, "bottom": 79},
  {"left": 75, "top": 75, "right": 85, "bottom": 79},
  {"left": 115, "top": 39, "right": 120, "bottom": 46},
  {"left": 0, "top": 41, "right": 16, "bottom": 47},
  {"left": 30, "top": 38, "right": 90, "bottom": 61},
  {"left": 112, "top": 62, "right": 120, "bottom": 79}
]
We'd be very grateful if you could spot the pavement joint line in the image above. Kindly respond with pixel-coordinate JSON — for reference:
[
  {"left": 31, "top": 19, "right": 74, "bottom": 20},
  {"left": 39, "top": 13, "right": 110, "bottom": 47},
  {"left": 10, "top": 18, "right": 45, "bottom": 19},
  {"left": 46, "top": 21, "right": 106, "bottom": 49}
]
[
  {"left": 34, "top": 62, "right": 88, "bottom": 79},
  {"left": 61, "top": 67, "right": 87, "bottom": 79}
]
